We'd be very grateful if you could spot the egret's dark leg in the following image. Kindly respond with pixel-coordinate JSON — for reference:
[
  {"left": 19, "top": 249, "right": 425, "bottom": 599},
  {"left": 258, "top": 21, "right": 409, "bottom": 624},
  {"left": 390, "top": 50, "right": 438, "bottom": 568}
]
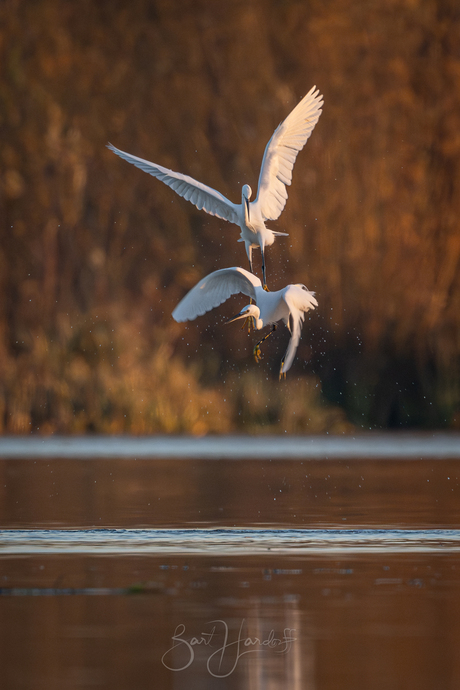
[
  {"left": 260, "top": 245, "right": 269, "bottom": 291},
  {"left": 241, "top": 248, "right": 255, "bottom": 332},
  {"left": 253, "top": 324, "right": 277, "bottom": 363},
  {"left": 241, "top": 316, "right": 254, "bottom": 333},
  {"left": 279, "top": 357, "right": 287, "bottom": 380}
]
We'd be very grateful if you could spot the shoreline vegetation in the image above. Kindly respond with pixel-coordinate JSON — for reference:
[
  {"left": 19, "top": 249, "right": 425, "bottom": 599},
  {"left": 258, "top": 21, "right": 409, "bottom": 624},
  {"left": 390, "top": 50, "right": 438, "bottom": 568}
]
[{"left": 0, "top": 306, "right": 351, "bottom": 434}]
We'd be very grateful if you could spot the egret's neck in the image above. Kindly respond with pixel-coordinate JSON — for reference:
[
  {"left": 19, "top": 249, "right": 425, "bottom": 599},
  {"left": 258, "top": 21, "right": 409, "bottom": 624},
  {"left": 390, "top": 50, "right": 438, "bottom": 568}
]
[{"left": 248, "top": 304, "right": 263, "bottom": 330}]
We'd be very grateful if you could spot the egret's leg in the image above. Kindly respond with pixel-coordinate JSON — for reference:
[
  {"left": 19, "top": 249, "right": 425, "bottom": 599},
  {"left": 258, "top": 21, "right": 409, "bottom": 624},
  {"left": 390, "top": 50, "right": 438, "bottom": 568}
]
[
  {"left": 241, "top": 247, "right": 255, "bottom": 332},
  {"left": 260, "top": 245, "right": 269, "bottom": 291},
  {"left": 241, "top": 316, "right": 254, "bottom": 333},
  {"left": 279, "top": 358, "right": 287, "bottom": 380},
  {"left": 253, "top": 324, "right": 277, "bottom": 363}
]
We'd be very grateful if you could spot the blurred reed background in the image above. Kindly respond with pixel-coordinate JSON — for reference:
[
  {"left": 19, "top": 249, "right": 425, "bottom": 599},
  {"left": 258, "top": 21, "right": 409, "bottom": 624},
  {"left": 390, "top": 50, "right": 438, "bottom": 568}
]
[{"left": 1, "top": 0, "right": 459, "bottom": 434}]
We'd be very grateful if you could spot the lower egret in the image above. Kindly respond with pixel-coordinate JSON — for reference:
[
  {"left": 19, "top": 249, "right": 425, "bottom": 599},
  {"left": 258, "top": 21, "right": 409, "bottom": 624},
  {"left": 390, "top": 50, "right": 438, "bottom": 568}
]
[
  {"left": 108, "top": 86, "right": 323, "bottom": 288},
  {"left": 172, "top": 267, "right": 318, "bottom": 378}
]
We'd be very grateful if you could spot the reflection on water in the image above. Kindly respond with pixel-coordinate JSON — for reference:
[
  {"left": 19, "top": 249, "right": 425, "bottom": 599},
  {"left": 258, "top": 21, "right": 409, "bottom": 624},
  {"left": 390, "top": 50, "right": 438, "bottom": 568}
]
[
  {"left": 1, "top": 549, "right": 459, "bottom": 688},
  {"left": 1, "top": 435, "right": 460, "bottom": 688},
  {"left": 1, "top": 436, "right": 460, "bottom": 530}
]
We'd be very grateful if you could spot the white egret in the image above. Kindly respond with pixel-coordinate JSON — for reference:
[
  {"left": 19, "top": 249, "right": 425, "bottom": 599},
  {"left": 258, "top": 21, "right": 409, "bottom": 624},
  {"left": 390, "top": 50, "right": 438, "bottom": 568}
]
[
  {"left": 108, "top": 86, "right": 323, "bottom": 288},
  {"left": 172, "top": 267, "right": 318, "bottom": 378}
]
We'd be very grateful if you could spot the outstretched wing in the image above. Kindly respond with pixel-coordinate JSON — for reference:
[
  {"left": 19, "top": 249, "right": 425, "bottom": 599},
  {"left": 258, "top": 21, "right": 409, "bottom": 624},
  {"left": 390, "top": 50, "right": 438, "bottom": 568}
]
[
  {"left": 172, "top": 267, "right": 261, "bottom": 322},
  {"left": 255, "top": 86, "right": 323, "bottom": 221},
  {"left": 280, "top": 285, "right": 318, "bottom": 375},
  {"left": 107, "top": 144, "right": 240, "bottom": 225}
]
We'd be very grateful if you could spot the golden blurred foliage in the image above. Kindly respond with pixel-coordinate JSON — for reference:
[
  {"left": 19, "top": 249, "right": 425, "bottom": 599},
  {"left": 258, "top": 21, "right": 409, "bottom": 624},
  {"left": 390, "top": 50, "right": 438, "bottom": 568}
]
[{"left": 1, "top": 0, "right": 460, "bottom": 432}]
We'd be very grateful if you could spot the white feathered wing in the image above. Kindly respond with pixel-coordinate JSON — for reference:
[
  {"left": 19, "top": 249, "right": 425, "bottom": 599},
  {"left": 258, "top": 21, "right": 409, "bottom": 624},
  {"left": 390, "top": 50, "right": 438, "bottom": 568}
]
[
  {"left": 256, "top": 86, "right": 323, "bottom": 221},
  {"left": 172, "top": 267, "right": 261, "bottom": 322},
  {"left": 107, "top": 143, "right": 240, "bottom": 225},
  {"left": 280, "top": 285, "right": 318, "bottom": 375}
]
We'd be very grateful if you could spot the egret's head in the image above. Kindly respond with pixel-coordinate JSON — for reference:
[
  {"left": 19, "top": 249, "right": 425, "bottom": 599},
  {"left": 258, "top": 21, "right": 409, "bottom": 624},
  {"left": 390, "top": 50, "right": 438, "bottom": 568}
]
[
  {"left": 242, "top": 184, "right": 252, "bottom": 201},
  {"left": 226, "top": 303, "right": 260, "bottom": 325},
  {"left": 242, "top": 184, "right": 252, "bottom": 221}
]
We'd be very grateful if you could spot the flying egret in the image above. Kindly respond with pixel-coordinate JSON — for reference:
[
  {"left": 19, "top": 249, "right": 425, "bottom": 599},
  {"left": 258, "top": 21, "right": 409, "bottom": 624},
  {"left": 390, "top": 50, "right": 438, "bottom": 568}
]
[
  {"left": 107, "top": 85, "right": 323, "bottom": 288},
  {"left": 172, "top": 267, "right": 318, "bottom": 378}
]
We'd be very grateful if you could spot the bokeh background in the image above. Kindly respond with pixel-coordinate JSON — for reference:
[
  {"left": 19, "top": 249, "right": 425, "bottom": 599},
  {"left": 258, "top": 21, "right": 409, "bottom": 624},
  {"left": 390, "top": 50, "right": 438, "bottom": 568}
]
[{"left": 1, "top": 0, "right": 460, "bottom": 434}]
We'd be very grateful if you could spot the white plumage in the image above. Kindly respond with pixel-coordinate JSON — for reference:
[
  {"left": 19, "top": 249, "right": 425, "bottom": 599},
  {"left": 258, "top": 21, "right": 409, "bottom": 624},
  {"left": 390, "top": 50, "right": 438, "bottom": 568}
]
[
  {"left": 172, "top": 267, "right": 318, "bottom": 377},
  {"left": 108, "top": 85, "right": 323, "bottom": 288}
]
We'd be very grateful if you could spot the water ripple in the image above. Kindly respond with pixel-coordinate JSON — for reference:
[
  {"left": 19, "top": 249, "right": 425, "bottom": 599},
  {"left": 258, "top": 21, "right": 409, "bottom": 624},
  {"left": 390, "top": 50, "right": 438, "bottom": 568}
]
[{"left": 1, "top": 529, "right": 460, "bottom": 554}]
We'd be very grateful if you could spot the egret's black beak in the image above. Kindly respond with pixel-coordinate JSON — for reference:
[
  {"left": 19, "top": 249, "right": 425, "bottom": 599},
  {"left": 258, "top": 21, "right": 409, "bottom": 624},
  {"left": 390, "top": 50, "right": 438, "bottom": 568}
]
[
  {"left": 226, "top": 309, "right": 248, "bottom": 325},
  {"left": 245, "top": 196, "right": 250, "bottom": 221}
]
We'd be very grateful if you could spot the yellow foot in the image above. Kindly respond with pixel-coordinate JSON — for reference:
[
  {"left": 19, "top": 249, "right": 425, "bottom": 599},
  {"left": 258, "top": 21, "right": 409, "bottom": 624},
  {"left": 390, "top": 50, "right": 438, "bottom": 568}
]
[
  {"left": 263, "top": 284, "right": 270, "bottom": 292},
  {"left": 279, "top": 362, "right": 286, "bottom": 380},
  {"left": 241, "top": 316, "right": 254, "bottom": 333},
  {"left": 253, "top": 344, "right": 262, "bottom": 363}
]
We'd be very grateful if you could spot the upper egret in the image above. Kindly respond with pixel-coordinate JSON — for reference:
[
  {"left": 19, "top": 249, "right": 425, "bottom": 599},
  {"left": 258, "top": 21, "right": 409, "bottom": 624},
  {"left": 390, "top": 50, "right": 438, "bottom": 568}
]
[
  {"left": 172, "top": 267, "right": 318, "bottom": 378},
  {"left": 108, "top": 86, "right": 323, "bottom": 288}
]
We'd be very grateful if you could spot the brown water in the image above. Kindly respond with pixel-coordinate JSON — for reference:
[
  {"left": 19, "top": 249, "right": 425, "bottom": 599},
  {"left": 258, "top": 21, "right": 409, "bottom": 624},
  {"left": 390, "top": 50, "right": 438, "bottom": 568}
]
[{"left": 1, "top": 435, "right": 460, "bottom": 689}]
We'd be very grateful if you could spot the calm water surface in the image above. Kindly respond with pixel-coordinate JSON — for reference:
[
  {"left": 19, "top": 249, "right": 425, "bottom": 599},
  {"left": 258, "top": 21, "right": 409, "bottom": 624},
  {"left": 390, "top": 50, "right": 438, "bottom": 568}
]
[{"left": 1, "top": 434, "right": 460, "bottom": 689}]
